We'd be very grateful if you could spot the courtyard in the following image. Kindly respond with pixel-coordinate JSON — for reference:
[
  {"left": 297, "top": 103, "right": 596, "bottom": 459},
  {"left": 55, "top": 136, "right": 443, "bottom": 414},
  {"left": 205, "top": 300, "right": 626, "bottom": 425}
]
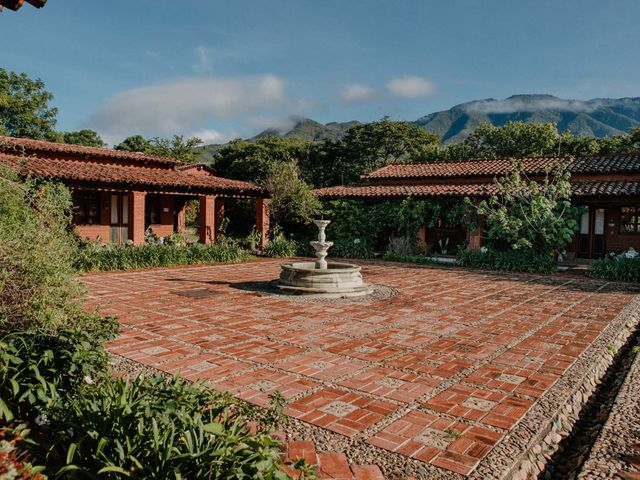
[{"left": 84, "top": 259, "right": 638, "bottom": 478}]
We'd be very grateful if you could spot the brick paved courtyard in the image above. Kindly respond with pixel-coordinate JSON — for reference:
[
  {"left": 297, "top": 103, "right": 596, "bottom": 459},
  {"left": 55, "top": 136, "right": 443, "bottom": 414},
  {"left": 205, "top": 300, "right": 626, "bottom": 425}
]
[{"left": 83, "top": 259, "right": 637, "bottom": 477}]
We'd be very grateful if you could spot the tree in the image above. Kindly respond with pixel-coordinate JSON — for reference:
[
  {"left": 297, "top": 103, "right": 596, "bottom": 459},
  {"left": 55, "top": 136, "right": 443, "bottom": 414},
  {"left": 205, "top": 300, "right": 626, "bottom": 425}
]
[
  {"left": 326, "top": 118, "right": 440, "bottom": 185},
  {"left": 463, "top": 121, "right": 560, "bottom": 158},
  {"left": 214, "top": 136, "right": 315, "bottom": 183},
  {"left": 475, "top": 160, "right": 582, "bottom": 256},
  {"left": 115, "top": 134, "right": 202, "bottom": 163},
  {"left": 264, "top": 160, "right": 322, "bottom": 227},
  {"left": 0, "top": 68, "right": 58, "bottom": 140},
  {"left": 62, "top": 129, "right": 106, "bottom": 147}
]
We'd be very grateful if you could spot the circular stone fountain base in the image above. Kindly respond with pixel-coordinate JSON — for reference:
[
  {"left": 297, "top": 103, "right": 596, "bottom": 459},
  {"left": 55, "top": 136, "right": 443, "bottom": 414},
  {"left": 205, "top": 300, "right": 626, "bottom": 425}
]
[{"left": 277, "top": 261, "right": 374, "bottom": 298}]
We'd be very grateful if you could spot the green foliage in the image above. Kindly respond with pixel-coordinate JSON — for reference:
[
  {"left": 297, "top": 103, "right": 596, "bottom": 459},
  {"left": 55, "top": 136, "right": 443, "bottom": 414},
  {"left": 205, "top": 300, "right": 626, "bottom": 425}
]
[
  {"left": 0, "top": 425, "right": 46, "bottom": 480},
  {"left": 474, "top": 160, "right": 581, "bottom": 256},
  {"left": 457, "top": 248, "right": 557, "bottom": 273},
  {"left": 382, "top": 252, "right": 439, "bottom": 264},
  {"left": 265, "top": 160, "right": 323, "bottom": 227},
  {"left": 62, "top": 129, "right": 106, "bottom": 147},
  {"left": 0, "top": 68, "right": 58, "bottom": 140},
  {"left": 214, "top": 136, "right": 315, "bottom": 183},
  {"left": 586, "top": 256, "right": 640, "bottom": 282},
  {"left": 74, "top": 241, "right": 252, "bottom": 272},
  {"left": 43, "top": 375, "right": 287, "bottom": 480},
  {"left": 0, "top": 166, "right": 90, "bottom": 334},
  {"left": 264, "top": 231, "right": 298, "bottom": 258},
  {"left": 324, "top": 197, "right": 463, "bottom": 258},
  {"left": 0, "top": 326, "right": 116, "bottom": 424},
  {"left": 464, "top": 122, "right": 560, "bottom": 158},
  {"left": 115, "top": 135, "right": 203, "bottom": 163},
  {"left": 322, "top": 118, "right": 440, "bottom": 186}
]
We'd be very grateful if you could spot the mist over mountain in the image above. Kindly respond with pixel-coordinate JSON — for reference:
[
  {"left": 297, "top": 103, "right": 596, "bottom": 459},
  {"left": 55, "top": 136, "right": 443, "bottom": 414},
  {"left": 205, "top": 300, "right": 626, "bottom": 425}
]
[
  {"left": 210, "top": 95, "right": 640, "bottom": 151},
  {"left": 416, "top": 94, "right": 640, "bottom": 143}
]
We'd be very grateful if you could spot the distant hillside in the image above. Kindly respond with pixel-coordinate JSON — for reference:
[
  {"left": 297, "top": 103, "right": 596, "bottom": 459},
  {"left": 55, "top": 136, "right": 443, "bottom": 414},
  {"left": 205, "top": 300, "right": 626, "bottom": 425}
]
[
  {"left": 252, "top": 118, "right": 361, "bottom": 142},
  {"left": 416, "top": 94, "right": 640, "bottom": 143}
]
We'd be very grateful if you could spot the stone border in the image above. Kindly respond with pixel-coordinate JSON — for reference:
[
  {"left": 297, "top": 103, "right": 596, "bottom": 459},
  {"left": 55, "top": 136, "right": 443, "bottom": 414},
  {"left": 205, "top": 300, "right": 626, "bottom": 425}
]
[
  {"left": 577, "top": 335, "right": 640, "bottom": 479},
  {"left": 469, "top": 294, "right": 640, "bottom": 480}
]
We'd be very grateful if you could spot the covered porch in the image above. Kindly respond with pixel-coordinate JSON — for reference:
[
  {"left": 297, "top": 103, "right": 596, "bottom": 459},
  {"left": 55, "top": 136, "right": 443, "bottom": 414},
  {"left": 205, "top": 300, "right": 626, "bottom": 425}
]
[{"left": 71, "top": 188, "right": 270, "bottom": 247}]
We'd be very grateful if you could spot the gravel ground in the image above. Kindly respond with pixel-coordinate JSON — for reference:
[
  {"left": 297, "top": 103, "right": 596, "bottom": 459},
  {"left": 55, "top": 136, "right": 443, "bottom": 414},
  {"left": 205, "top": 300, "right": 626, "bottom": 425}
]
[{"left": 572, "top": 334, "right": 640, "bottom": 480}]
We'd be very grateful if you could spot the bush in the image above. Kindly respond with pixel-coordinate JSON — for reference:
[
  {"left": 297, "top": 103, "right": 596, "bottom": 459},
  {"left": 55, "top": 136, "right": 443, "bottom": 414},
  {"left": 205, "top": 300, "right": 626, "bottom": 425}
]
[
  {"left": 264, "top": 235, "right": 298, "bottom": 258},
  {"left": 457, "top": 248, "right": 557, "bottom": 274},
  {"left": 0, "top": 166, "right": 86, "bottom": 334},
  {"left": 382, "top": 253, "right": 439, "bottom": 264},
  {"left": 0, "top": 425, "right": 45, "bottom": 480},
  {"left": 43, "top": 375, "right": 287, "bottom": 480},
  {"left": 0, "top": 326, "right": 116, "bottom": 424},
  {"left": 74, "top": 241, "right": 253, "bottom": 272},
  {"left": 587, "top": 256, "right": 640, "bottom": 282}
]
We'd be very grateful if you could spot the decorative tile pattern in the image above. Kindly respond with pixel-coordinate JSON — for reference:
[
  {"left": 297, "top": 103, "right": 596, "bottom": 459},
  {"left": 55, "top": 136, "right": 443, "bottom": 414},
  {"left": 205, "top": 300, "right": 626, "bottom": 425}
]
[{"left": 86, "top": 259, "right": 635, "bottom": 477}]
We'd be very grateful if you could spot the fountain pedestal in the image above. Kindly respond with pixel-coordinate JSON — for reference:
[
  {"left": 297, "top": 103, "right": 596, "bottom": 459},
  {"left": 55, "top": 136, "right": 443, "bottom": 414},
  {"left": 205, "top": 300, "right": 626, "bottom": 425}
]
[{"left": 276, "top": 220, "right": 373, "bottom": 298}]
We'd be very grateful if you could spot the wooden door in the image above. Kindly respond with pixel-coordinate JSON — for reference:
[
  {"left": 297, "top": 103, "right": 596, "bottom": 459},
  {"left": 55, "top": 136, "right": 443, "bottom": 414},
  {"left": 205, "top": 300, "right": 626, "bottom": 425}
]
[
  {"left": 110, "top": 193, "right": 129, "bottom": 244},
  {"left": 577, "top": 207, "right": 605, "bottom": 259}
]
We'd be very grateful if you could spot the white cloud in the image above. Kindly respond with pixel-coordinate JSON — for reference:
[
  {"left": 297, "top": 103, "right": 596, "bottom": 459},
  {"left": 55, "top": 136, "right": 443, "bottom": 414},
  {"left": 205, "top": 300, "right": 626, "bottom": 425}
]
[
  {"left": 193, "top": 46, "right": 214, "bottom": 74},
  {"left": 341, "top": 83, "right": 377, "bottom": 102},
  {"left": 189, "top": 128, "right": 235, "bottom": 144},
  {"left": 387, "top": 76, "right": 436, "bottom": 98},
  {"left": 463, "top": 96, "right": 601, "bottom": 114},
  {"left": 88, "top": 75, "right": 286, "bottom": 142}
]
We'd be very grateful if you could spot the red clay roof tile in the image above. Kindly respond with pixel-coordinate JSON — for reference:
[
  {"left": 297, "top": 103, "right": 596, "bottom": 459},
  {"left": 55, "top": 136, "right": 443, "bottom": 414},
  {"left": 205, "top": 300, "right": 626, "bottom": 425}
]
[
  {"left": 314, "top": 181, "right": 640, "bottom": 198},
  {"left": 363, "top": 154, "right": 640, "bottom": 179}
]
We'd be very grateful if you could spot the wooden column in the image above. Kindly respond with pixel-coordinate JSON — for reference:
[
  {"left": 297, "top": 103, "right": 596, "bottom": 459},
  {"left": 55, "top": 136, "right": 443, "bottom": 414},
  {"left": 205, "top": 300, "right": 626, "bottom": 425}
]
[
  {"left": 199, "top": 195, "right": 215, "bottom": 244},
  {"left": 467, "top": 215, "right": 484, "bottom": 251},
  {"left": 129, "top": 191, "right": 147, "bottom": 245},
  {"left": 214, "top": 198, "right": 225, "bottom": 237},
  {"left": 256, "top": 198, "right": 270, "bottom": 248},
  {"left": 175, "top": 198, "right": 187, "bottom": 235}
]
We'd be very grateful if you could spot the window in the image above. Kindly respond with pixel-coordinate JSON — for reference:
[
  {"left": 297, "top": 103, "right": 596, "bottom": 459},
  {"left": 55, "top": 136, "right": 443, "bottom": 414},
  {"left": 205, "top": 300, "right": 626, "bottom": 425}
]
[
  {"left": 73, "top": 191, "right": 100, "bottom": 225},
  {"left": 620, "top": 206, "right": 640, "bottom": 234},
  {"left": 145, "top": 194, "right": 162, "bottom": 226}
]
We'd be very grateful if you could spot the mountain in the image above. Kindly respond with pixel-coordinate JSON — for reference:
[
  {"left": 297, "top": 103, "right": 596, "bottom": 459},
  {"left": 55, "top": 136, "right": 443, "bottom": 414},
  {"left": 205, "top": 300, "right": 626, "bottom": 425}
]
[
  {"left": 252, "top": 118, "right": 361, "bottom": 142},
  {"left": 416, "top": 94, "right": 640, "bottom": 143}
]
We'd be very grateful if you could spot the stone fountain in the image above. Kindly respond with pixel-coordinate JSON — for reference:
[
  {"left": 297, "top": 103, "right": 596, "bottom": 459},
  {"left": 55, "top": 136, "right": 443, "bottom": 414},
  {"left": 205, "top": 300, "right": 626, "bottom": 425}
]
[{"left": 277, "top": 220, "right": 373, "bottom": 298}]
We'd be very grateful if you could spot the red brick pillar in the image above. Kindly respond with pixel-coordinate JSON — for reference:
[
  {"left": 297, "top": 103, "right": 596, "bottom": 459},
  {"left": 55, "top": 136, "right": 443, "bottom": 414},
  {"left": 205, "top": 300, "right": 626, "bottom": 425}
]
[
  {"left": 199, "top": 195, "right": 215, "bottom": 244},
  {"left": 129, "top": 191, "right": 147, "bottom": 245},
  {"left": 175, "top": 198, "right": 187, "bottom": 234},
  {"left": 214, "top": 199, "right": 225, "bottom": 237},
  {"left": 256, "top": 198, "right": 270, "bottom": 248}
]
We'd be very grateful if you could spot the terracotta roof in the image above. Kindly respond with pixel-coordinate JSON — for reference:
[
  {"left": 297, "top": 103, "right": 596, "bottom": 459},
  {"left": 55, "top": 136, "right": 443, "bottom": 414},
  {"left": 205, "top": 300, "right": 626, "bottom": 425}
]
[
  {"left": 362, "top": 157, "right": 564, "bottom": 179},
  {"left": 572, "top": 180, "right": 640, "bottom": 196},
  {"left": 0, "top": 135, "right": 179, "bottom": 166},
  {"left": 0, "top": 0, "right": 46, "bottom": 11},
  {"left": 314, "top": 180, "right": 640, "bottom": 199},
  {"left": 363, "top": 153, "right": 640, "bottom": 179},
  {"left": 313, "top": 183, "right": 499, "bottom": 198},
  {"left": 0, "top": 152, "right": 264, "bottom": 196}
]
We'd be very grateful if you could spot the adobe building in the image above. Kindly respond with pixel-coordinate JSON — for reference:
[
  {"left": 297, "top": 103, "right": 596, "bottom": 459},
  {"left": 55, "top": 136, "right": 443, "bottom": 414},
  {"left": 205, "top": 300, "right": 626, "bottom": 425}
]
[
  {"left": 0, "top": 136, "right": 270, "bottom": 246},
  {"left": 315, "top": 155, "right": 640, "bottom": 259}
]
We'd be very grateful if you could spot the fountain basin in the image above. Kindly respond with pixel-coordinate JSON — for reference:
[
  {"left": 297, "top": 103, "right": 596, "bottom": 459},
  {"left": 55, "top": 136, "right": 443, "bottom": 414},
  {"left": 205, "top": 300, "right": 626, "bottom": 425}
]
[{"left": 277, "top": 261, "right": 373, "bottom": 298}]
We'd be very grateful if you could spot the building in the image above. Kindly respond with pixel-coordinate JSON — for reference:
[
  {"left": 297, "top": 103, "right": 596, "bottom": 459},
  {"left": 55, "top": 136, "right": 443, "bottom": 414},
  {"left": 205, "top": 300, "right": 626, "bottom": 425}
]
[
  {"left": 0, "top": 136, "right": 270, "bottom": 246},
  {"left": 314, "top": 154, "right": 640, "bottom": 259},
  {"left": 0, "top": 0, "right": 46, "bottom": 12}
]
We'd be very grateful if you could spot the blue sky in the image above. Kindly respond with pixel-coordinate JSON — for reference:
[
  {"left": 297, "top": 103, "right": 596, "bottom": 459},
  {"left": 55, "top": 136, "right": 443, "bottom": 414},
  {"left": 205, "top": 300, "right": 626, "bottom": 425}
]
[{"left": 2, "top": 0, "right": 639, "bottom": 144}]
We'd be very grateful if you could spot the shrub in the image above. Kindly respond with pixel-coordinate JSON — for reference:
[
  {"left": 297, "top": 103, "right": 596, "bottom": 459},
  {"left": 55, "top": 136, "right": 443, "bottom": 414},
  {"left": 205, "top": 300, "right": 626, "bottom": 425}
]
[
  {"left": 264, "top": 235, "right": 298, "bottom": 258},
  {"left": 0, "top": 326, "right": 116, "bottom": 423},
  {"left": 457, "top": 248, "right": 557, "bottom": 274},
  {"left": 386, "top": 236, "right": 418, "bottom": 257},
  {"left": 43, "top": 375, "right": 288, "bottom": 480},
  {"left": 382, "top": 253, "right": 439, "bottom": 264},
  {"left": 473, "top": 160, "right": 581, "bottom": 256},
  {"left": 587, "top": 256, "right": 640, "bottom": 282},
  {"left": 74, "top": 241, "right": 252, "bottom": 272},
  {"left": 0, "top": 166, "right": 86, "bottom": 334}
]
